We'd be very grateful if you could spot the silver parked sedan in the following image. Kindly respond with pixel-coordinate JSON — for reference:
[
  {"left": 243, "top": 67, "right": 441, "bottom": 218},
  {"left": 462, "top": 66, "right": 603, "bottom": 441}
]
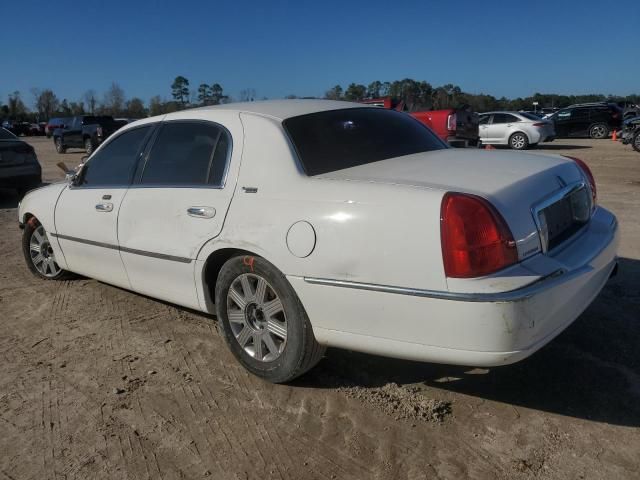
[{"left": 479, "top": 111, "right": 556, "bottom": 150}]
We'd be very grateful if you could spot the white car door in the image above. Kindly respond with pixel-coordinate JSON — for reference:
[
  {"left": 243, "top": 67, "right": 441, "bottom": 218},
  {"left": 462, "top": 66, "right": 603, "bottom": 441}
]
[
  {"left": 54, "top": 124, "right": 155, "bottom": 287},
  {"left": 486, "top": 113, "right": 516, "bottom": 144},
  {"left": 479, "top": 114, "right": 491, "bottom": 142},
  {"left": 117, "top": 118, "right": 240, "bottom": 310}
]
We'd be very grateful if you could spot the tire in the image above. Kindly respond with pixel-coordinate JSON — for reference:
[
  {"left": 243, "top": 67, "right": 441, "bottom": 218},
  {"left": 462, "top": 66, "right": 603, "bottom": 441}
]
[
  {"left": 633, "top": 130, "right": 640, "bottom": 153},
  {"left": 215, "top": 255, "right": 325, "bottom": 383},
  {"left": 54, "top": 137, "right": 66, "bottom": 154},
  {"left": 22, "top": 218, "right": 72, "bottom": 280},
  {"left": 509, "top": 132, "right": 529, "bottom": 150},
  {"left": 589, "top": 123, "right": 609, "bottom": 139},
  {"left": 84, "top": 138, "right": 95, "bottom": 155}
]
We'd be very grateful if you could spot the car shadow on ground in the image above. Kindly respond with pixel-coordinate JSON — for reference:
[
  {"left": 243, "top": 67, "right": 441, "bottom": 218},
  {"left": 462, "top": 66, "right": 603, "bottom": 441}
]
[{"left": 299, "top": 257, "right": 640, "bottom": 427}]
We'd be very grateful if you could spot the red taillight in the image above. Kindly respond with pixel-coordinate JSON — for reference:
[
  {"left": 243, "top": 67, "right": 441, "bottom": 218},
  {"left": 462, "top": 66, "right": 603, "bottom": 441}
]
[
  {"left": 440, "top": 193, "right": 518, "bottom": 278},
  {"left": 447, "top": 113, "right": 456, "bottom": 132},
  {"left": 532, "top": 122, "right": 546, "bottom": 127},
  {"left": 564, "top": 156, "right": 597, "bottom": 204}
]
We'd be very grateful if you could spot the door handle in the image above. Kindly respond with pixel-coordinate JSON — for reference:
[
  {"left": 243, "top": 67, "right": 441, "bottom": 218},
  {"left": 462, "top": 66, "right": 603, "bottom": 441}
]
[
  {"left": 95, "top": 203, "right": 113, "bottom": 212},
  {"left": 187, "top": 206, "right": 216, "bottom": 219}
]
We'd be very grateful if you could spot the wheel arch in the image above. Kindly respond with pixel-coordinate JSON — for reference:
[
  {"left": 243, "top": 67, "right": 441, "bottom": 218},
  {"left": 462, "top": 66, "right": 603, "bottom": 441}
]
[
  {"left": 510, "top": 130, "right": 530, "bottom": 141},
  {"left": 199, "top": 247, "right": 265, "bottom": 313},
  {"left": 21, "top": 211, "right": 35, "bottom": 225}
]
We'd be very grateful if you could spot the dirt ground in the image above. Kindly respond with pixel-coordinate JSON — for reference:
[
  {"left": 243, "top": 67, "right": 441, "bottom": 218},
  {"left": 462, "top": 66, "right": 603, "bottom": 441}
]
[{"left": 1, "top": 136, "right": 639, "bottom": 480}]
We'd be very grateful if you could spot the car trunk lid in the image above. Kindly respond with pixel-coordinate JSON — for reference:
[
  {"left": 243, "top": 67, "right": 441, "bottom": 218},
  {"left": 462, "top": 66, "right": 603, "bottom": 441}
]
[{"left": 316, "top": 149, "right": 588, "bottom": 260}]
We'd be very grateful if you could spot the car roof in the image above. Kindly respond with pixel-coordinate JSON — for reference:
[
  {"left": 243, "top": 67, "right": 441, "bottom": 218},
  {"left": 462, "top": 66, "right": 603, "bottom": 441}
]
[{"left": 166, "top": 99, "right": 366, "bottom": 122}]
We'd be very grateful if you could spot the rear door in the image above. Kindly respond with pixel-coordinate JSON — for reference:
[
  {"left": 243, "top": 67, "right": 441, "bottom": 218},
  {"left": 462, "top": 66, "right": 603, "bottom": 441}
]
[
  {"left": 54, "top": 124, "right": 155, "bottom": 287},
  {"left": 117, "top": 118, "right": 239, "bottom": 310}
]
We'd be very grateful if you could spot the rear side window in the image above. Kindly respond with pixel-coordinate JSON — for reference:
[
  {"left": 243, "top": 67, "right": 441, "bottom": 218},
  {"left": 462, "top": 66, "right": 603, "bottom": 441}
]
[
  {"left": 283, "top": 108, "right": 446, "bottom": 176},
  {"left": 492, "top": 113, "right": 519, "bottom": 124},
  {"left": 79, "top": 126, "right": 151, "bottom": 186},
  {"left": 140, "top": 122, "right": 230, "bottom": 186},
  {"left": 519, "top": 112, "right": 541, "bottom": 121}
]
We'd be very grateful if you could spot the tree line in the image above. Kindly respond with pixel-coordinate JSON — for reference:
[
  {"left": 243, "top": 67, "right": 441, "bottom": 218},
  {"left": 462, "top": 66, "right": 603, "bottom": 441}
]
[
  {"left": 0, "top": 76, "right": 235, "bottom": 123},
  {"left": 324, "top": 79, "right": 640, "bottom": 112},
  {"left": 3, "top": 75, "right": 638, "bottom": 124}
]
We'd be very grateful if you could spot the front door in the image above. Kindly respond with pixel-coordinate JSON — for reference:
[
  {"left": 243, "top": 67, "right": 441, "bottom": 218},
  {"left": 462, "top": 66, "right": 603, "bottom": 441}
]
[
  {"left": 54, "top": 124, "right": 154, "bottom": 287},
  {"left": 118, "top": 118, "right": 239, "bottom": 310}
]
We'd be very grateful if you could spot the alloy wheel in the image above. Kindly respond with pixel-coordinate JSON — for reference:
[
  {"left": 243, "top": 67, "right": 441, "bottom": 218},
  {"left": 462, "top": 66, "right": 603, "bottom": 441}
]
[
  {"left": 226, "top": 273, "right": 287, "bottom": 362},
  {"left": 591, "top": 125, "right": 607, "bottom": 139},
  {"left": 30, "top": 226, "right": 62, "bottom": 277},
  {"left": 511, "top": 134, "right": 526, "bottom": 149}
]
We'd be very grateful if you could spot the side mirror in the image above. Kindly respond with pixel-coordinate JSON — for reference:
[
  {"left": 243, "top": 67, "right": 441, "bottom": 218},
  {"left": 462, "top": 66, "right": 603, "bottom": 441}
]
[{"left": 56, "top": 161, "right": 84, "bottom": 185}]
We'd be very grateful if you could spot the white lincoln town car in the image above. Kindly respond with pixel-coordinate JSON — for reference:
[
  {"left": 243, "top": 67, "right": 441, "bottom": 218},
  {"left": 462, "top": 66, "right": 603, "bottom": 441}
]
[{"left": 18, "top": 100, "right": 619, "bottom": 383}]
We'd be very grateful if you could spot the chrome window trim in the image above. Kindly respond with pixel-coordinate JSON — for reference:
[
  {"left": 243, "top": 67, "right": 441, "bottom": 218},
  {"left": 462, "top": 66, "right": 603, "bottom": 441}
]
[
  {"left": 70, "top": 123, "right": 157, "bottom": 190},
  {"left": 136, "top": 119, "right": 233, "bottom": 189}
]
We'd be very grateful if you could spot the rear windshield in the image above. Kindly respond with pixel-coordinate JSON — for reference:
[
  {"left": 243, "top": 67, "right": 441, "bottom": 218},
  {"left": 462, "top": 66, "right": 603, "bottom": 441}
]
[
  {"left": 283, "top": 108, "right": 446, "bottom": 176},
  {"left": 0, "top": 127, "right": 17, "bottom": 140},
  {"left": 520, "top": 112, "right": 543, "bottom": 120}
]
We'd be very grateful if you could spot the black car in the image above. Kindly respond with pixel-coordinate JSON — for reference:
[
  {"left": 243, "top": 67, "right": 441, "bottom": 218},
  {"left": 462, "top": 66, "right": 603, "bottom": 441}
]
[
  {"left": 52, "top": 115, "right": 121, "bottom": 154},
  {"left": 547, "top": 103, "right": 623, "bottom": 139},
  {"left": 0, "top": 127, "right": 42, "bottom": 197},
  {"left": 621, "top": 115, "right": 640, "bottom": 152}
]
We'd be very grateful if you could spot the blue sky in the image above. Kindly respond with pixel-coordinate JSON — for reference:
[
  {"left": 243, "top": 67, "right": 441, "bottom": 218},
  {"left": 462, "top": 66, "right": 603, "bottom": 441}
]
[{"left": 2, "top": 0, "right": 638, "bottom": 107}]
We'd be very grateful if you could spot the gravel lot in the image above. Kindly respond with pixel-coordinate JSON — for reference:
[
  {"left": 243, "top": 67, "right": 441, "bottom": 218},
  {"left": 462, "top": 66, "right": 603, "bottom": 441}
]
[{"left": 1, "top": 136, "right": 639, "bottom": 479}]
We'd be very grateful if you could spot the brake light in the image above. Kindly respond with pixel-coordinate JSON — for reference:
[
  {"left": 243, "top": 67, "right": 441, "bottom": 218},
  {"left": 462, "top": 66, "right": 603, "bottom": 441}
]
[
  {"left": 564, "top": 156, "right": 597, "bottom": 205},
  {"left": 440, "top": 193, "right": 518, "bottom": 278},
  {"left": 447, "top": 113, "right": 456, "bottom": 132},
  {"left": 532, "top": 122, "right": 546, "bottom": 127}
]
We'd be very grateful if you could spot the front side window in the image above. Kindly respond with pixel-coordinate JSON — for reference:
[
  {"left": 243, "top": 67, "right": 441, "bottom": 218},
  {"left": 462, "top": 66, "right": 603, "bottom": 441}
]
[
  {"left": 79, "top": 126, "right": 151, "bottom": 186},
  {"left": 140, "top": 121, "right": 230, "bottom": 186},
  {"left": 283, "top": 108, "right": 446, "bottom": 176}
]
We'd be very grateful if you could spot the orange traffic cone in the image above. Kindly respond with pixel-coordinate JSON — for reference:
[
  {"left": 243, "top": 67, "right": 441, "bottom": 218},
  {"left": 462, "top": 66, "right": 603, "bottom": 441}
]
[
  {"left": 484, "top": 144, "right": 495, "bottom": 150},
  {"left": 612, "top": 130, "right": 618, "bottom": 141}
]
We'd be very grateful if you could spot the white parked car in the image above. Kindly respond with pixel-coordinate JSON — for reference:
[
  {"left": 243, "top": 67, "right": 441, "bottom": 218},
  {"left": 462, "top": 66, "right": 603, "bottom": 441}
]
[
  {"left": 18, "top": 100, "right": 619, "bottom": 383},
  {"left": 479, "top": 111, "right": 556, "bottom": 149}
]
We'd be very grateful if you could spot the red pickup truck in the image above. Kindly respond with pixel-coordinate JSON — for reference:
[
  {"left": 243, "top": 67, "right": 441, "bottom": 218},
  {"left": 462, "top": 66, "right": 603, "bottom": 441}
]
[{"left": 360, "top": 97, "right": 480, "bottom": 147}]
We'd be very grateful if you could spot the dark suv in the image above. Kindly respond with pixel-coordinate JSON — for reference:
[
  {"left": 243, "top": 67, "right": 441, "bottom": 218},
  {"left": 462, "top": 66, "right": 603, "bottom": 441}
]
[
  {"left": 548, "top": 103, "right": 623, "bottom": 139},
  {"left": 52, "top": 115, "right": 121, "bottom": 154}
]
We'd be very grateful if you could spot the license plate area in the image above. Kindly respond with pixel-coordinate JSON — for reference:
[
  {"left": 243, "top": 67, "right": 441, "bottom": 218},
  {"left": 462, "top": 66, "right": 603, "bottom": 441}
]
[{"left": 534, "top": 182, "right": 592, "bottom": 253}]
